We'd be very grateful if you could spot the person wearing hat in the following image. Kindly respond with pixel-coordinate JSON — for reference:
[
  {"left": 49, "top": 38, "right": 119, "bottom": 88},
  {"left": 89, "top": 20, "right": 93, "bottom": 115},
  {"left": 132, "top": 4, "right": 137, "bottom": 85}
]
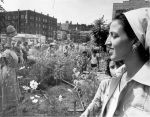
[
  {"left": 4, "top": 25, "right": 17, "bottom": 48},
  {"left": 0, "top": 25, "right": 21, "bottom": 116},
  {"left": 100, "top": 8, "right": 150, "bottom": 117}
]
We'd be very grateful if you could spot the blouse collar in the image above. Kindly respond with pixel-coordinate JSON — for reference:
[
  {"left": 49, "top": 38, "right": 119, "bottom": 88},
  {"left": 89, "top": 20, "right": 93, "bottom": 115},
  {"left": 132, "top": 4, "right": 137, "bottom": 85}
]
[
  {"left": 117, "top": 61, "right": 150, "bottom": 86},
  {"left": 131, "top": 60, "right": 150, "bottom": 86}
]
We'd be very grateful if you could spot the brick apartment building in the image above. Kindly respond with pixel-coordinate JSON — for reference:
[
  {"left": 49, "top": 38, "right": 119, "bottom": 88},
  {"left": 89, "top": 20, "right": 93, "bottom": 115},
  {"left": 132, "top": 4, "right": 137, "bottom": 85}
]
[
  {"left": 112, "top": 0, "right": 150, "bottom": 18},
  {"left": 0, "top": 10, "right": 57, "bottom": 41}
]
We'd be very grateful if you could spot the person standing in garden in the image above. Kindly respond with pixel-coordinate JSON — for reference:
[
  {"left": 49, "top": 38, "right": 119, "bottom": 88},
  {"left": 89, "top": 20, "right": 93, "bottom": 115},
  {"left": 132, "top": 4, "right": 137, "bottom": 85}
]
[
  {"left": 13, "top": 40, "right": 24, "bottom": 64},
  {"left": 90, "top": 50, "right": 99, "bottom": 70},
  {"left": 81, "top": 51, "right": 89, "bottom": 72},
  {"left": 21, "top": 42, "right": 29, "bottom": 62},
  {"left": 101, "top": 8, "right": 150, "bottom": 117},
  {"left": 0, "top": 25, "right": 21, "bottom": 116}
]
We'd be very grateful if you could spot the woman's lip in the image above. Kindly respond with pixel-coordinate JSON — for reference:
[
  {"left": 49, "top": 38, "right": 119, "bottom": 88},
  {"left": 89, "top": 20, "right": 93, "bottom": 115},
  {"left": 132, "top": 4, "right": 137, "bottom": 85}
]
[
  {"left": 109, "top": 49, "right": 113, "bottom": 54},
  {"left": 109, "top": 47, "right": 114, "bottom": 49},
  {"left": 106, "top": 46, "right": 114, "bottom": 49},
  {"left": 109, "top": 48, "right": 114, "bottom": 51}
]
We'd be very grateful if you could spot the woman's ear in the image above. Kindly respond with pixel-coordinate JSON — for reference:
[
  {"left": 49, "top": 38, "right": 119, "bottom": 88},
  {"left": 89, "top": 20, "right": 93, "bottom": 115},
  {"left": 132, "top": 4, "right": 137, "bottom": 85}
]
[
  {"left": 132, "top": 41, "right": 141, "bottom": 53},
  {"left": 131, "top": 39, "right": 136, "bottom": 45}
]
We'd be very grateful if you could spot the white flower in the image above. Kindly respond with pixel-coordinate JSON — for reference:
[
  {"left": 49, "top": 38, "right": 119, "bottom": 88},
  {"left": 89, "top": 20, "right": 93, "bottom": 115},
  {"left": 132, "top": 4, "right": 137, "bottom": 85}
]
[
  {"left": 75, "top": 71, "right": 80, "bottom": 77},
  {"left": 30, "top": 80, "right": 39, "bottom": 90},
  {"left": 17, "top": 76, "right": 23, "bottom": 79},
  {"left": 73, "top": 68, "right": 77, "bottom": 73},
  {"left": 58, "top": 95, "right": 63, "bottom": 102},
  {"left": 67, "top": 88, "right": 73, "bottom": 93},
  {"left": 19, "top": 66, "right": 25, "bottom": 70},
  {"left": 30, "top": 96, "right": 35, "bottom": 100},
  {"left": 22, "top": 86, "right": 30, "bottom": 90},
  {"left": 32, "top": 99, "right": 38, "bottom": 103},
  {"left": 35, "top": 95, "right": 40, "bottom": 98}
]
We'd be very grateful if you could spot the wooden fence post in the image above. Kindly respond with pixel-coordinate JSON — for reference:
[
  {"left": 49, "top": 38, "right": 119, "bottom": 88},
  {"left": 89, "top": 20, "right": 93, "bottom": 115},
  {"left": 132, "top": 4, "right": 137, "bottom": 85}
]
[{"left": 73, "top": 100, "right": 76, "bottom": 115}]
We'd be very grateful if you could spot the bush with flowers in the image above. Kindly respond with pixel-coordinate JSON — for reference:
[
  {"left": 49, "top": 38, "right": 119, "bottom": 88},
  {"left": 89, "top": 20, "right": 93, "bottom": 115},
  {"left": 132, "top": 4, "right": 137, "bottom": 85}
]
[
  {"left": 16, "top": 42, "right": 109, "bottom": 116},
  {"left": 16, "top": 44, "right": 85, "bottom": 116}
]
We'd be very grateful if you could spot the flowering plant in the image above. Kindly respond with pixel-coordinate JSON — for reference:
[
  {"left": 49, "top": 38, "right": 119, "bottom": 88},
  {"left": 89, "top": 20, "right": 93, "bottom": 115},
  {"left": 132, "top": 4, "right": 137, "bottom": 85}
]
[
  {"left": 30, "top": 80, "right": 39, "bottom": 90},
  {"left": 22, "top": 86, "right": 30, "bottom": 91}
]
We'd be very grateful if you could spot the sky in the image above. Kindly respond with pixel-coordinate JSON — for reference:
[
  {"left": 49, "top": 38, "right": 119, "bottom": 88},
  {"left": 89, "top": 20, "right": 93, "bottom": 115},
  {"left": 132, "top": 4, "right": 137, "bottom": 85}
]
[{"left": 2, "top": 0, "right": 124, "bottom": 25}]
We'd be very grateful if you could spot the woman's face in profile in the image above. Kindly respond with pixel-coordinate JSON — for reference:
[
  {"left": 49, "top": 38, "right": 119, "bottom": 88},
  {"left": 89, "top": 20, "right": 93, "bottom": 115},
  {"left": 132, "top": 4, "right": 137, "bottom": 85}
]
[{"left": 106, "top": 20, "right": 133, "bottom": 61}]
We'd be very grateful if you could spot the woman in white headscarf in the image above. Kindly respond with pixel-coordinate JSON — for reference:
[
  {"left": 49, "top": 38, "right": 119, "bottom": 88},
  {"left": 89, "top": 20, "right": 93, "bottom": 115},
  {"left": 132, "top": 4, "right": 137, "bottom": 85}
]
[{"left": 102, "top": 8, "right": 150, "bottom": 117}]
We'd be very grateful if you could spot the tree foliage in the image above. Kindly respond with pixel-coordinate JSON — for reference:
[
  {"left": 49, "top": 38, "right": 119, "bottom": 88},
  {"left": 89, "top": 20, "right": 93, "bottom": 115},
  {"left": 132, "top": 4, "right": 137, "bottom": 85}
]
[
  {"left": 0, "top": 5, "right": 6, "bottom": 34},
  {"left": 91, "top": 15, "right": 109, "bottom": 51}
]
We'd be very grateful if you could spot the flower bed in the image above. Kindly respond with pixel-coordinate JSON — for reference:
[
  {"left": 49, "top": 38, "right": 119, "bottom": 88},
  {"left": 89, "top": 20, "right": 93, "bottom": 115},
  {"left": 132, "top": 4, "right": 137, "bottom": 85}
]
[{"left": 15, "top": 44, "right": 108, "bottom": 116}]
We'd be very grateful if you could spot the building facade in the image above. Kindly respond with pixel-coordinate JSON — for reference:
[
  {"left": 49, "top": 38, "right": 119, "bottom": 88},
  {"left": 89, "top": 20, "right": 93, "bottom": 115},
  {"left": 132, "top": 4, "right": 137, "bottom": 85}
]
[
  {"left": 57, "top": 21, "right": 93, "bottom": 42},
  {"left": 112, "top": 0, "right": 150, "bottom": 18},
  {"left": 0, "top": 10, "right": 57, "bottom": 42},
  {"left": 58, "top": 21, "right": 93, "bottom": 31},
  {"left": 69, "top": 23, "right": 93, "bottom": 31}
]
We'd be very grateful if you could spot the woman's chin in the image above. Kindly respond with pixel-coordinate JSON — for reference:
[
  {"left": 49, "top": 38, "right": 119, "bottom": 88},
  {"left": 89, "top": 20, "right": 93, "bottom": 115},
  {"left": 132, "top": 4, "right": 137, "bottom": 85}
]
[
  {"left": 110, "top": 55, "right": 114, "bottom": 60},
  {"left": 110, "top": 55, "right": 118, "bottom": 61}
]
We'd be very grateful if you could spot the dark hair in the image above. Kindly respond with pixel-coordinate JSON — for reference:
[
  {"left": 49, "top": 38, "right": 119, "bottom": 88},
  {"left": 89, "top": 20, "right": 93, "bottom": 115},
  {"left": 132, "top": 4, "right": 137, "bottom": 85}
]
[
  {"left": 92, "top": 49, "right": 97, "bottom": 54},
  {"left": 17, "top": 40, "right": 22, "bottom": 45},
  {"left": 114, "top": 14, "right": 149, "bottom": 62},
  {"left": 105, "top": 58, "right": 124, "bottom": 77},
  {"left": 82, "top": 51, "right": 87, "bottom": 54},
  {"left": 115, "top": 60, "right": 124, "bottom": 68},
  {"left": 105, "top": 58, "right": 112, "bottom": 77},
  {"left": 23, "top": 42, "right": 28, "bottom": 46},
  {"left": 114, "top": 14, "right": 137, "bottom": 40}
]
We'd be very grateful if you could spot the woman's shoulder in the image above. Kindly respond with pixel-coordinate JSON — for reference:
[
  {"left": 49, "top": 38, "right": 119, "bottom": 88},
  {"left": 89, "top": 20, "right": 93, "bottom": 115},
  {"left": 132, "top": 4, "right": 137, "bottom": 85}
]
[{"left": 100, "top": 78, "right": 111, "bottom": 88}]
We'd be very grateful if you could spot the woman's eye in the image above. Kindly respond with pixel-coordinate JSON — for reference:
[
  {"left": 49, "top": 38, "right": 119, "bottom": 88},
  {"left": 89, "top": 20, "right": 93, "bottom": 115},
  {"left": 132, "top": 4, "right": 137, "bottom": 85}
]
[
  {"left": 110, "top": 32, "right": 118, "bottom": 39},
  {"left": 112, "top": 34, "right": 118, "bottom": 38}
]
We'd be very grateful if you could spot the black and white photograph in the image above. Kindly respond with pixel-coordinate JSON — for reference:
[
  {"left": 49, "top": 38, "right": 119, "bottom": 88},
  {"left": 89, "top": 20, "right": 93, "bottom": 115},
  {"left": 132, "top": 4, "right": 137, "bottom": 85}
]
[{"left": 0, "top": 0, "right": 150, "bottom": 117}]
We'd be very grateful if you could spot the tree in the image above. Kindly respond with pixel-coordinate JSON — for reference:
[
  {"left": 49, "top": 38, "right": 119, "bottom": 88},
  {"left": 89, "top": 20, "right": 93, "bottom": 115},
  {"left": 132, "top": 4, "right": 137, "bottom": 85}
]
[
  {"left": 0, "top": 0, "right": 4, "bottom": 3},
  {"left": 0, "top": 13, "right": 5, "bottom": 33},
  {"left": 91, "top": 15, "right": 109, "bottom": 52},
  {"left": 85, "top": 34, "right": 91, "bottom": 42},
  {"left": 0, "top": 3, "right": 6, "bottom": 34}
]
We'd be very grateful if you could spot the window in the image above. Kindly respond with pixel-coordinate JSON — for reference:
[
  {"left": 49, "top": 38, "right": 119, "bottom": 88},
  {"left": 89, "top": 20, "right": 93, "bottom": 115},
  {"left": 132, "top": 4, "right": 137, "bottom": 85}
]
[
  {"left": 16, "top": 15, "right": 18, "bottom": 19},
  {"left": 21, "top": 14, "right": 24, "bottom": 19},
  {"left": 21, "top": 22, "right": 24, "bottom": 26},
  {"left": 30, "top": 16, "right": 34, "bottom": 20},
  {"left": 13, "top": 15, "right": 16, "bottom": 19},
  {"left": 8, "top": 16, "right": 11, "bottom": 20},
  {"left": 36, "top": 17, "right": 38, "bottom": 21},
  {"left": 30, "top": 23, "right": 34, "bottom": 27}
]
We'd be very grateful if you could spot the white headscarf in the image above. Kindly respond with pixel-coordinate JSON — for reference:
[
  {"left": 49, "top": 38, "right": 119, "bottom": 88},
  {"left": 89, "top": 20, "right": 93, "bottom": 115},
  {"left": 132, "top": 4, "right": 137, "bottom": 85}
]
[{"left": 124, "top": 7, "right": 150, "bottom": 53}]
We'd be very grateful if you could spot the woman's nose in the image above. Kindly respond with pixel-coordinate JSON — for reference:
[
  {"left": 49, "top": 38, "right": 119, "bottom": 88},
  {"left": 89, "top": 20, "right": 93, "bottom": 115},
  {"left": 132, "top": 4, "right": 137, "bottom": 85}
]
[{"left": 105, "top": 35, "right": 112, "bottom": 46}]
